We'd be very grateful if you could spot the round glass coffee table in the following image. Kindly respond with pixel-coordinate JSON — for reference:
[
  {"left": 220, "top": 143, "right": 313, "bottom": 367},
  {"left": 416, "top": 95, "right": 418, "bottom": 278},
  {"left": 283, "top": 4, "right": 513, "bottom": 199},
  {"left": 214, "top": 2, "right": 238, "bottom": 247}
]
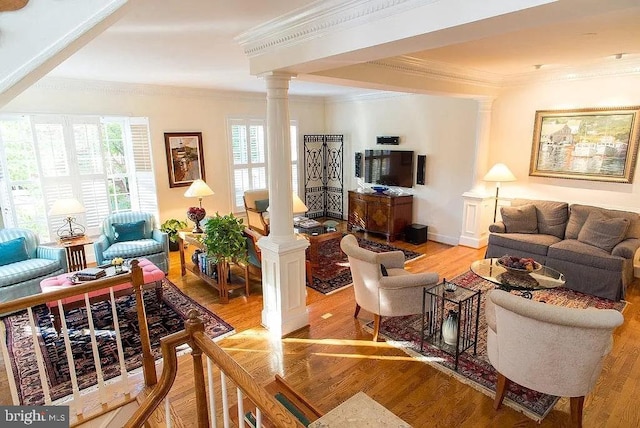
[{"left": 470, "top": 258, "right": 565, "bottom": 298}]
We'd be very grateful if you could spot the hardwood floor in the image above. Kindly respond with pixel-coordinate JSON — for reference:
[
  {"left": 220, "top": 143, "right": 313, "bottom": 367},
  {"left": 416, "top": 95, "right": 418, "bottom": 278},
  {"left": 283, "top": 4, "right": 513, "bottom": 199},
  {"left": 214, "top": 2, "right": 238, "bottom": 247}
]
[
  {"left": 166, "top": 227, "right": 640, "bottom": 427},
  {"left": 0, "top": 224, "right": 638, "bottom": 427}
]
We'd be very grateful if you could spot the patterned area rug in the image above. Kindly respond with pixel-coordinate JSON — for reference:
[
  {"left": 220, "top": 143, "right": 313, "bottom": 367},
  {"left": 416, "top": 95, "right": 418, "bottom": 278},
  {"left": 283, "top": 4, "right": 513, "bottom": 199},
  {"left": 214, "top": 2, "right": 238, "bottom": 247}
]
[
  {"left": 365, "top": 270, "right": 626, "bottom": 421},
  {"left": 309, "top": 235, "right": 422, "bottom": 294},
  {"left": 2, "top": 279, "right": 235, "bottom": 405}
]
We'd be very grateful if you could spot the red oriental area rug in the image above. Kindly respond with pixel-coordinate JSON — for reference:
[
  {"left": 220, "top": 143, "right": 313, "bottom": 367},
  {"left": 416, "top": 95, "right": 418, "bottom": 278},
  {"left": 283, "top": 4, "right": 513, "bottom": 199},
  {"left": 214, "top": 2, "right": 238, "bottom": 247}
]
[
  {"left": 365, "top": 270, "right": 626, "bottom": 421},
  {"left": 308, "top": 235, "right": 422, "bottom": 294},
  {"left": 2, "top": 279, "right": 234, "bottom": 405}
]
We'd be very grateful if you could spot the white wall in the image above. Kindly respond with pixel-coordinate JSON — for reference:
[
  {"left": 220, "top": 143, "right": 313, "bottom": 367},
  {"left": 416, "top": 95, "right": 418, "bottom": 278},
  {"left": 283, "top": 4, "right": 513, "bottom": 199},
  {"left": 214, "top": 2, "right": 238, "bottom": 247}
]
[
  {"left": 1, "top": 79, "right": 326, "bottom": 225},
  {"left": 326, "top": 93, "right": 479, "bottom": 245},
  {"left": 490, "top": 74, "right": 640, "bottom": 212}
]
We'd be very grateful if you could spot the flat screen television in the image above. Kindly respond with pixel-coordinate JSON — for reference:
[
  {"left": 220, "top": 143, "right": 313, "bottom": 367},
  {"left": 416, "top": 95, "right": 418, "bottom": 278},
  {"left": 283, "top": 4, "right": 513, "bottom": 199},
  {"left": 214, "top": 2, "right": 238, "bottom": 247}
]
[{"left": 364, "top": 150, "right": 414, "bottom": 188}]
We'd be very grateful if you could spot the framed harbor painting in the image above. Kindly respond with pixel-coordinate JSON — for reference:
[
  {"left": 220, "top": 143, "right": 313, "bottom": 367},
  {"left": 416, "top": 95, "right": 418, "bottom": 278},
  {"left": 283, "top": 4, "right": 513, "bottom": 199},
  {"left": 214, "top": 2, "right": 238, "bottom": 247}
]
[{"left": 529, "top": 106, "right": 640, "bottom": 183}]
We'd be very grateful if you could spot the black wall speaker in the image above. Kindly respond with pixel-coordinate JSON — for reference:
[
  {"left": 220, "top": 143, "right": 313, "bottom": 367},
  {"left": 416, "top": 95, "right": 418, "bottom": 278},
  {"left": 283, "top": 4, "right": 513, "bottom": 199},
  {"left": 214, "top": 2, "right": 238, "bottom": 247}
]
[
  {"left": 416, "top": 155, "right": 426, "bottom": 185},
  {"left": 376, "top": 136, "right": 400, "bottom": 145},
  {"left": 354, "top": 152, "right": 362, "bottom": 178}
]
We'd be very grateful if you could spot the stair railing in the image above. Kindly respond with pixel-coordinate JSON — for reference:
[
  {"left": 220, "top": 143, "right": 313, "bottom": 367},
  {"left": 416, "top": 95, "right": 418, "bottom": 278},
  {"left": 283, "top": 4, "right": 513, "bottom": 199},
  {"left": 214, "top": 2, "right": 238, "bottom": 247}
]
[
  {"left": 0, "top": 259, "right": 156, "bottom": 423},
  {"left": 127, "top": 310, "right": 302, "bottom": 428}
]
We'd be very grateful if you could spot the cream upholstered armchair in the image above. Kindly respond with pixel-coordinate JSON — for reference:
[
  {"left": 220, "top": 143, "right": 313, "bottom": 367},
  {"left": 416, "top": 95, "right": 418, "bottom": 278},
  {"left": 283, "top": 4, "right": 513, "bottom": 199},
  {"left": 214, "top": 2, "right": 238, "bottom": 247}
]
[
  {"left": 486, "top": 289, "right": 623, "bottom": 427},
  {"left": 243, "top": 189, "right": 270, "bottom": 235},
  {"left": 340, "top": 234, "right": 439, "bottom": 341}
]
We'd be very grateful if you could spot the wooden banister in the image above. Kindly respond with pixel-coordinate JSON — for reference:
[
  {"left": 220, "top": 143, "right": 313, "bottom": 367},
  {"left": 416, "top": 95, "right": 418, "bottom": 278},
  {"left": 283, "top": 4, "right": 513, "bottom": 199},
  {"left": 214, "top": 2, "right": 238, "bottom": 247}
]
[
  {"left": 125, "top": 329, "right": 190, "bottom": 428},
  {"left": 0, "top": 260, "right": 157, "bottom": 389},
  {"left": 130, "top": 310, "right": 303, "bottom": 427},
  {"left": 192, "top": 331, "right": 300, "bottom": 427}
]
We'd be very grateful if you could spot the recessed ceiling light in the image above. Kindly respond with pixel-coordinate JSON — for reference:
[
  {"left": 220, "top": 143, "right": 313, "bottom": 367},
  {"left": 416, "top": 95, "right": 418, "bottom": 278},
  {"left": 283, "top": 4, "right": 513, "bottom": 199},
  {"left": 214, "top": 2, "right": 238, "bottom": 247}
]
[
  {"left": 534, "top": 64, "right": 544, "bottom": 70},
  {"left": 582, "top": 32, "right": 597, "bottom": 36},
  {"left": 614, "top": 53, "right": 625, "bottom": 60}
]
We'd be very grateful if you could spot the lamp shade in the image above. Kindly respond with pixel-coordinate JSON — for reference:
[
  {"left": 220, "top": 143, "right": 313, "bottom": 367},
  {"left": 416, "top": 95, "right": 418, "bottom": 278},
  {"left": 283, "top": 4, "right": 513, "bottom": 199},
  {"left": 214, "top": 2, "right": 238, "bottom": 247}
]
[
  {"left": 49, "top": 198, "right": 86, "bottom": 216},
  {"left": 184, "top": 179, "right": 214, "bottom": 198},
  {"left": 292, "top": 193, "right": 308, "bottom": 214},
  {"left": 483, "top": 163, "right": 516, "bottom": 183}
]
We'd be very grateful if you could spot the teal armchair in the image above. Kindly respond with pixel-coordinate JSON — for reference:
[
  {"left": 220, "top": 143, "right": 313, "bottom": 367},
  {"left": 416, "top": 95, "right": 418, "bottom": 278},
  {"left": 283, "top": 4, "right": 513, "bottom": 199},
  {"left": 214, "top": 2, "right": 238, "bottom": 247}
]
[
  {"left": 0, "top": 228, "right": 67, "bottom": 303},
  {"left": 94, "top": 212, "right": 169, "bottom": 273}
]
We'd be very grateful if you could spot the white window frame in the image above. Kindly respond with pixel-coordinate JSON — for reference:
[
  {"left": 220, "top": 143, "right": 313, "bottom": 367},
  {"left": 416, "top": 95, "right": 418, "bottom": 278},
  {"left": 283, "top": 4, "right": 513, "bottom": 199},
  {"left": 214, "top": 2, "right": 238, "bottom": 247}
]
[
  {"left": 0, "top": 114, "right": 158, "bottom": 242},
  {"left": 227, "top": 117, "right": 299, "bottom": 214}
]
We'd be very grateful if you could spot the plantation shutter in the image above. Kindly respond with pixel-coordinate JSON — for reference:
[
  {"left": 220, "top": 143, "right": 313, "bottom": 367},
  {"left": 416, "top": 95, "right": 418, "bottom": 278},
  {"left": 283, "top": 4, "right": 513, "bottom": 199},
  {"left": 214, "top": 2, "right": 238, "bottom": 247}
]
[{"left": 128, "top": 117, "right": 158, "bottom": 219}]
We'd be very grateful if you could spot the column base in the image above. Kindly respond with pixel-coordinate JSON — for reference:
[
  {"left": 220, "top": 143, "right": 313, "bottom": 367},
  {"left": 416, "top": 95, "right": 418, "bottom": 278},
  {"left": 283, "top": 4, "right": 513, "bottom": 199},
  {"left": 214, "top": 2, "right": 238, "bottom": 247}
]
[{"left": 258, "top": 235, "right": 310, "bottom": 337}]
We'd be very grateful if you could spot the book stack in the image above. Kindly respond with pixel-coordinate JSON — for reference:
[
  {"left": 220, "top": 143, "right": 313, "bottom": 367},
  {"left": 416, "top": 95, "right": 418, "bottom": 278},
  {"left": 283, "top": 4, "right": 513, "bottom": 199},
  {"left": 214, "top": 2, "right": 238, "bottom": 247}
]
[{"left": 75, "top": 267, "right": 107, "bottom": 281}]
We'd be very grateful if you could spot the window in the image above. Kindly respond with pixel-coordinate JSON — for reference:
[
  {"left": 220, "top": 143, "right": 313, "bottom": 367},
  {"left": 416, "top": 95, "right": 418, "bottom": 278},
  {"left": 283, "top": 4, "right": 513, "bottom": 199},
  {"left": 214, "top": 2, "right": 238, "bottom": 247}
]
[
  {"left": 229, "top": 118, "right": 298, "bottom": 212},
  {"left": 0, "top": 114, "right": 157, "bottom": 242}
]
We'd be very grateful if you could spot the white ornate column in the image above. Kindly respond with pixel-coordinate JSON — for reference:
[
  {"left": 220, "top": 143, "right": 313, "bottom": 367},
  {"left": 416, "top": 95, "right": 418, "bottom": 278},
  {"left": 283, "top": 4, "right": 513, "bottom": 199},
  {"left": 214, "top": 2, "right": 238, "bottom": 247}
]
[
  {"left": 258, "top": 72, "right": 309, "bottom": 337},
  {"left": 459, "top": 97, "right": 495, "bottom": 248}
]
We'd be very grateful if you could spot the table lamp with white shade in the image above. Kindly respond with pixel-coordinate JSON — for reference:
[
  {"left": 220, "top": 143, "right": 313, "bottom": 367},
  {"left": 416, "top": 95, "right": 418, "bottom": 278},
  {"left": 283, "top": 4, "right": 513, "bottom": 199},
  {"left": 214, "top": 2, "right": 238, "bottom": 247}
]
[
  {"left": 49, "top": 198, "right": 86, "bottom": 240},
  {"left": 184, "top": 179, "right": 214, "bottom": 233},
  {"left": 292, "top": 193, "right": 309, "bottom": 215},
  {"left": 483, "top": 163, "right": 517, "bottom": 222}
]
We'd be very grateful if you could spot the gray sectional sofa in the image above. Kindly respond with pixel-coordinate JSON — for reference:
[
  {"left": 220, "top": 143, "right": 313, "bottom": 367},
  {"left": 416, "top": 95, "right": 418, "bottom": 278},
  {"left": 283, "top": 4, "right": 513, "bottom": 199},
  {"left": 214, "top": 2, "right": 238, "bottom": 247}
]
[{"left": 486, "top": 199, "right": 640, "bottom": 301}]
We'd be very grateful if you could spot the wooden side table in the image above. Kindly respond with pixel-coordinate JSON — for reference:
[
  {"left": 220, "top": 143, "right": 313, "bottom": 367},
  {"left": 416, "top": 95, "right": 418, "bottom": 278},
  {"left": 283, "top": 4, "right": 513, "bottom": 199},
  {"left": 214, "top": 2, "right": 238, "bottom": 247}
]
[{"left": 58, "top": 236, "right": 94, "bottom": 272}]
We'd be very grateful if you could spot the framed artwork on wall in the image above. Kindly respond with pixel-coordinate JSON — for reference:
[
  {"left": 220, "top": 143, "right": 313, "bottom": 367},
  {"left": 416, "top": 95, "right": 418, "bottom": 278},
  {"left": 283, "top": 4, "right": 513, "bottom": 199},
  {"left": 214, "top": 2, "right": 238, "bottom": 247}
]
[
  {"left": 529, "top": 106, "right": 640, "bottom": 183},
  {"left": 164, "top": 132, "right": 205, "bottom": 188}
]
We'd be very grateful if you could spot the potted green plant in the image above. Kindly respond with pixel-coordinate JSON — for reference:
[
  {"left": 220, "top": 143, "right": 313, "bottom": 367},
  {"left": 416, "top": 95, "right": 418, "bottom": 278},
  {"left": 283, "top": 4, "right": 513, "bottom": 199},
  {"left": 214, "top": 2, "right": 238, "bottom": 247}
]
[
  {"left": 160, "top": 218, "right": 188, "bottom": 251},
  {"left": 202, "top": 213, "right": 248, "bottom": 287}
]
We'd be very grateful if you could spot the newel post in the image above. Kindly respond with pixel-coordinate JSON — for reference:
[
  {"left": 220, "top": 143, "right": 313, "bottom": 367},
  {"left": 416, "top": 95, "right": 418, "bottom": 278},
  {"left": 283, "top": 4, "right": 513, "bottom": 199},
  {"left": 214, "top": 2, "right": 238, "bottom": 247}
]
[
  {"left": 131, "top": 259, "right": 158, "bottom": 386},
  {"left": 186, "top": 309, "right": 209, "bottom": 428}
]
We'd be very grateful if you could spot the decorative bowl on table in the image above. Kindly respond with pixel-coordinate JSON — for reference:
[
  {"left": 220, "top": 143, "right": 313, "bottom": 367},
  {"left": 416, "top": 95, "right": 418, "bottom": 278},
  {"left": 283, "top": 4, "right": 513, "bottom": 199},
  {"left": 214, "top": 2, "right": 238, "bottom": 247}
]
[
  {"left": 371, "top": 186, "right": 388, "bottom": 194},
  {"left": 497, "top": 256, "right": 542, "bottom": 275}
]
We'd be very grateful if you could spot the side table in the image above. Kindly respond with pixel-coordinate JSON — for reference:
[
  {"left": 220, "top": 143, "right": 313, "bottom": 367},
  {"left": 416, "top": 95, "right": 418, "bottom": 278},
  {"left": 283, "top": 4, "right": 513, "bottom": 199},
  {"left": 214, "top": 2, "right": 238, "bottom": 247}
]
[
  {"left": 421, "top": 280, "right": 481, "bottom": 370},
  {"left": 56, "top": 236, "right": 94, "bottom": 272}
]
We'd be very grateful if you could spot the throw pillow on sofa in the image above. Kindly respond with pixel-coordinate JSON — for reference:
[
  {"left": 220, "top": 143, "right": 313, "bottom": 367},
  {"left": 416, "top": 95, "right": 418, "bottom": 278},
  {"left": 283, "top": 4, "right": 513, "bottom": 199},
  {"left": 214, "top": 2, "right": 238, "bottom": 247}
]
[
  {"left": 501, "top": 204, "right": 538, "bottom": 233},
  {"left": 0, "top": 237, "right": 30, "bottom": 266},
  {"left": 112, "top": 220, "right": 146, "bottom": 242},
  {"left": 577, "top": 211, "right": 630, "bottom": 253}
]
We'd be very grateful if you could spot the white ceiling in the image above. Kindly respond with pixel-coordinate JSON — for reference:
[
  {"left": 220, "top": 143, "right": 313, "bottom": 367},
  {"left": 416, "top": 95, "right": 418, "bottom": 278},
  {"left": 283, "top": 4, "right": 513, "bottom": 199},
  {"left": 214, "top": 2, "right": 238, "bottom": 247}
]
[{"left": 47, "top": 0, "right": 640, "bottom": 97}]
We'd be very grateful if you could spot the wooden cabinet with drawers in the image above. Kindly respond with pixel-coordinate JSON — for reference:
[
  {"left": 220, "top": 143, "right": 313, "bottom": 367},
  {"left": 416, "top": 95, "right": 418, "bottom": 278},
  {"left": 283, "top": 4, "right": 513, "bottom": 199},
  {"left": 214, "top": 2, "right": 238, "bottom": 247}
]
[{"left": 347, "top": 191, "right": 413, "bottom": 242}]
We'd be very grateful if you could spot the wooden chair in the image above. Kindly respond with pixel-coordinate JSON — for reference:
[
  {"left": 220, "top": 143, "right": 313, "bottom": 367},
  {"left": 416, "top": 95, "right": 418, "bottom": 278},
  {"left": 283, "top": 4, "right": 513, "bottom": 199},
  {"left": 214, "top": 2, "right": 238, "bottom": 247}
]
[{"left": 243, "top": 189, "right": 270, "bottom": 235}]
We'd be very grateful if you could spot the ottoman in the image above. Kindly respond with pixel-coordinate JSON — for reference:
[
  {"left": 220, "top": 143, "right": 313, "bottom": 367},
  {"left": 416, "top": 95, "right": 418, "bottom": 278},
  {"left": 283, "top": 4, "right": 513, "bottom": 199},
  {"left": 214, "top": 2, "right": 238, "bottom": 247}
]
[{"left": 40, "top": 258, "right": 165, "bottom": 332}]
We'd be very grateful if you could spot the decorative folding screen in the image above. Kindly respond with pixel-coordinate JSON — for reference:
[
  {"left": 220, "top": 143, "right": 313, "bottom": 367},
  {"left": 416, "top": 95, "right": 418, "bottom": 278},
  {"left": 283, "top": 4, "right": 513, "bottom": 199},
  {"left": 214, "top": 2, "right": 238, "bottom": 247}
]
[{"left": 303, "top": 134, "right": 343, "bottom": 219}]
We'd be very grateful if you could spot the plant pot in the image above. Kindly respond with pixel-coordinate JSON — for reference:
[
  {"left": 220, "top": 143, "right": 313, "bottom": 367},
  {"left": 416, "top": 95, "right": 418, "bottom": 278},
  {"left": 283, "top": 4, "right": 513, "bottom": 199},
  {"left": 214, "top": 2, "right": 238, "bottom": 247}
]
[{"left": 169, "top": 241, "right": 179, "bottom": 252}]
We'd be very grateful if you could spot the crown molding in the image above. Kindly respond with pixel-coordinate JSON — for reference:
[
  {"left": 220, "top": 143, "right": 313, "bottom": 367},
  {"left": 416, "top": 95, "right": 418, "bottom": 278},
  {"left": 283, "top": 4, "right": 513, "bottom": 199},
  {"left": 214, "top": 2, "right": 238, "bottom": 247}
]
[
  {"left": 235, "top": 0, "right": 433, "bottom": 57},
  {"left": 369, "top": 56, "right": 503, "bottom": 89},
  {"left": 325, "top": 90, "right": 412, "bottom": 104},
  {"left": 30, "top": 77, "right": 326, "bottom": 104},
  {"left": 363, "top": 55, "right": 640, "bottom": 92}
]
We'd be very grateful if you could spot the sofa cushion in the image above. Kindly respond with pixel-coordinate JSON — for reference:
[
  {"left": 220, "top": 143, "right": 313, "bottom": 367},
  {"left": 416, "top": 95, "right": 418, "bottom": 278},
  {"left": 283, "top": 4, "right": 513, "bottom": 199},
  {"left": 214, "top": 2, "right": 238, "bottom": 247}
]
[
  {"left": 102, "top": 239, "right": 165, "bottom": 260},
  {"left": 577, "top": 212, "right": 629, "bottom": 253},
  {"left": 512, "top": 199, "right": 568, "bottom": 239},
  {"left": 566, "top": 204, "right": 640, "bottom": 240},
  {"left": 0, "top": 259, "right": 62, "bottom": 288},
  {"left": 113, "top": 220, "right": 146, "bottom": 243},
  {"left": 488, "top": 233, "right": 560, "bottom": 257},
  {"left": 501, "top": 204, "right": 538, "bottom": 233},
  {"left": 0, "top": 237, "right": 29, "bottom": 267},
  {"left": 548, "top": 239, "right": 624, "bottom": 271}
]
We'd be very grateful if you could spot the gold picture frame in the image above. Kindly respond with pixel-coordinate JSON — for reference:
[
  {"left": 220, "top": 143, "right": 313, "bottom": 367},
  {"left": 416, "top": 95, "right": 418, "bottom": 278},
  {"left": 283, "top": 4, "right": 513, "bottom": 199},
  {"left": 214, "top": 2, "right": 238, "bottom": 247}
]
[
  {"left": 529, "top": 106, "right": 640, "bottom": 183},
  {"left": 164, "top": 132, "right": 205, "bottom": 188}
]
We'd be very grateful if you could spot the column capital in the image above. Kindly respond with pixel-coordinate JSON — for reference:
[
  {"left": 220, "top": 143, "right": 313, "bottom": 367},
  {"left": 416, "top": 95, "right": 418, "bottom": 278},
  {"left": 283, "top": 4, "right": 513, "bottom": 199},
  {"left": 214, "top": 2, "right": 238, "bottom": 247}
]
[{"left": 260, "top": 71, "right": 296, "bottom": 90}]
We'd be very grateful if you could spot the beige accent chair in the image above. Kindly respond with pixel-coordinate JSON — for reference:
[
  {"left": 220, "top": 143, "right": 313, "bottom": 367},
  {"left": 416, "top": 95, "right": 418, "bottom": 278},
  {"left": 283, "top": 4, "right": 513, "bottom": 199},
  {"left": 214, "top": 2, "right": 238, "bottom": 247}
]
[
  {"left": 340, "top": 234, "right": 439, "bottom": 341},
  {"left": 486, "top": 289, "right": 623, "bottom": 427},
  {"left": 243, "top": 189, "right": 270, "bottom": 235}
]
